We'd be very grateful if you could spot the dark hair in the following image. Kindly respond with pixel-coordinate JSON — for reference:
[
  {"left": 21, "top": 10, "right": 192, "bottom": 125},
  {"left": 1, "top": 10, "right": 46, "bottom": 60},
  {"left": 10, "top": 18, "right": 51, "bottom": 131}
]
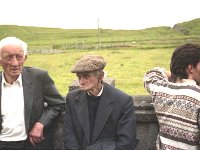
[{"left": 170, "top": 43, "right": 200, "bottom": 82}]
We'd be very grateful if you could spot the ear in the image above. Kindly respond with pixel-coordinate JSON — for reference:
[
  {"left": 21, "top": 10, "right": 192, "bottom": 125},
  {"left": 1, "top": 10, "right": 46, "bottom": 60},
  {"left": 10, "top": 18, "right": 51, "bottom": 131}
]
[
  {"left": 186, "top": 64, "right": 193, "bottom": 74},
  {"left": 24, "top": 55, "right": 27, "bottom": 61},
  {"left": 99, "top": 71, "right": 104, "bottom": 80},
  {"left": 186, "top": 64, "right": 195, "bottom": 80}
]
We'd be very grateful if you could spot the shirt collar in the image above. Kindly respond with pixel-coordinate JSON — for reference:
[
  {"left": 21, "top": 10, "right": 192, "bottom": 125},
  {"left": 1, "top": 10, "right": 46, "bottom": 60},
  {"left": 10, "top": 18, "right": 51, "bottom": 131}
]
[
  {"left": 87, "top": 84, "right": 104, "bottom": 97},
  {"left": 176, "top": 79, "right": 197, "bottom": 85},
  {"left": 2, "top": 72, "right": 22, "bottom": 86}
]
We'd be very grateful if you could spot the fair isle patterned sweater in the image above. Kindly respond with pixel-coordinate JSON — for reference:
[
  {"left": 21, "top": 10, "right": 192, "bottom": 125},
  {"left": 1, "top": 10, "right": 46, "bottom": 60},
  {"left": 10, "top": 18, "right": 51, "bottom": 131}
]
[{"left": 143, "top": 67, "right": 200, "bottom": 150}]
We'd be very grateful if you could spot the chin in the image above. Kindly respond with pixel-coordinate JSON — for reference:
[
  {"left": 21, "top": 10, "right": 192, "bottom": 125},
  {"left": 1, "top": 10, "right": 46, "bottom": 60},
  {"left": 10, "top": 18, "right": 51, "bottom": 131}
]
[
  {"left": 11, "top": 73, "right": 20, "bottom": 78},
  {"left": 12, "top": 72, "right": 20, "bottom": 76},
  {"left": 79, "top": 87, "right": 88, "bottom": 91}
]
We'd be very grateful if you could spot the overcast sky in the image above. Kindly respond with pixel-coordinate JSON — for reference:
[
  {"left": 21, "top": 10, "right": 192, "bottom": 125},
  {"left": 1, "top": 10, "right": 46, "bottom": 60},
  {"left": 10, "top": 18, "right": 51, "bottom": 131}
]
[{"left": 0, "top": 0, "right": 200, "bottom": 30}]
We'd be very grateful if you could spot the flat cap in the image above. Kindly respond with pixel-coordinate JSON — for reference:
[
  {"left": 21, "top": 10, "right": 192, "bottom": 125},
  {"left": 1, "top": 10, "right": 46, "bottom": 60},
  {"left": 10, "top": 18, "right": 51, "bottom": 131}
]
[{"left": 71, "top": 55, "right": 106, "bottom": 73}]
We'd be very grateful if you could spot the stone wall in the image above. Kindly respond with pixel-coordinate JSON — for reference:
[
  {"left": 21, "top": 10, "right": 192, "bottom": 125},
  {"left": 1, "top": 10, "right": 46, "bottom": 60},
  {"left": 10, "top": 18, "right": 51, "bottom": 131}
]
[
  {"left": 134, "top": 95, "right": 158, "bottom": 150},
  {"left": 52, "top": 78, "right": 159, "bottom": 150}
]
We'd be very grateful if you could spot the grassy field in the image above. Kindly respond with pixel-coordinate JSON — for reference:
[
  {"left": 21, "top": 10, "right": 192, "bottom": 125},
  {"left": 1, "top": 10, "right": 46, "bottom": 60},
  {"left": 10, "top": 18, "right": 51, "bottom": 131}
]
[
  {"left": 25, "top": 48, "right": 174, "bottom": 96},
  {"left": 0, "top": 18, "right": 200, "bottom": 96}
]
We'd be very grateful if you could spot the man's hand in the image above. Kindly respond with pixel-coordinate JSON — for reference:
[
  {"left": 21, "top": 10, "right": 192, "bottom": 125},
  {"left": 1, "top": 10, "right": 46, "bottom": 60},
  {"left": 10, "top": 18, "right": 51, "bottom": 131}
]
[
  {"left": 165, "top": 70, "right": 172, "bottom": 81},
  {"left": 28, "top": 122, "right": 45, "bottom": 146}
]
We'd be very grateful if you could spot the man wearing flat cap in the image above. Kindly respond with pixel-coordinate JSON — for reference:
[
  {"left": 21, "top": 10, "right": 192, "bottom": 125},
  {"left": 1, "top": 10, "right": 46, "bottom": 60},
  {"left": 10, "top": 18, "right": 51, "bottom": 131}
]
[{"left": 63, "top": 55, "right": 138, "bottom": 150}]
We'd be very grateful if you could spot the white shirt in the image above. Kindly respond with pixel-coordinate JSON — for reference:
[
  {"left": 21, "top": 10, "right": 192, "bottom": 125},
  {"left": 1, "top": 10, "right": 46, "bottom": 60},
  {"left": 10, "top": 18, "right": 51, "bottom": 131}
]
[
  {"left": 87, "top": 84, "right": 104, "bottom": 97},
  {"left": 0, "top": 73, "right": 27, "bottom": 141}
]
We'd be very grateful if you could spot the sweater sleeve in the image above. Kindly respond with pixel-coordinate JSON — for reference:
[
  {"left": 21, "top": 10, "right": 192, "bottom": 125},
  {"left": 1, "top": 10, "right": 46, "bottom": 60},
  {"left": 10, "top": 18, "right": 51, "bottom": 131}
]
[{"left": 143, "top": 67, "right": 169, "bottom": 94}]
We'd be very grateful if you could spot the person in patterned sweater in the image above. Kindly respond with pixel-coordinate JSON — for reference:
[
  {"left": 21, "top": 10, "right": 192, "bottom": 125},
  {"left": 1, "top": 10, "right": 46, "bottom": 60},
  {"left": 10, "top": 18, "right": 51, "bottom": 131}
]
[{"left": 143, "top": 43, "right": 200, "bottom": 150}]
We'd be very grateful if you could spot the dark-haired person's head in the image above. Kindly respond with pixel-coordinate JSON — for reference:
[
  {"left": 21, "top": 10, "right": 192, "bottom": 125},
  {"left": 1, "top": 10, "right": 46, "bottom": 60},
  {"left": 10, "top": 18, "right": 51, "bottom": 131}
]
[{"left": 170, "top": 43, "right": 200, "bottom": 85}]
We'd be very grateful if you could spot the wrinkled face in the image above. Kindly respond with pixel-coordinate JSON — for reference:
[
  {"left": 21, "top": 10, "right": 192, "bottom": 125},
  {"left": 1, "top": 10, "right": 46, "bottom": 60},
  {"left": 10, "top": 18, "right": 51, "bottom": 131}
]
[
  {"left": 77, "top": 71, "right": 102, "bottom": 91},
  {"left": 0, "top": 44, "right": 26, "bottom": 83}
]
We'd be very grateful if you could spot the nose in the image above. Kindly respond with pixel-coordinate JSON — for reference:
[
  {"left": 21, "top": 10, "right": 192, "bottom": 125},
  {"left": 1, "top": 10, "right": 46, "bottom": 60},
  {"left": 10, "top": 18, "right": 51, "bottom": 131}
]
[
  {"left": 79, "top": 77, "right": 85, "bottom": 85},
  {"left": 11, "top": 56, "right": 19, "bottom": 66}
]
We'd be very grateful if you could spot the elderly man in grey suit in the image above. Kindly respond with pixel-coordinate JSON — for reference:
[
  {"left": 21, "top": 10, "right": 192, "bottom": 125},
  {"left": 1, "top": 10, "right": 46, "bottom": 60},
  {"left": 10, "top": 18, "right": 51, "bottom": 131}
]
[
  {"left": 63, "top": 55, "right": 138, "bottom": 150},
  {"left": 0, "top": 37, "right": 65, "bottom": 150}
]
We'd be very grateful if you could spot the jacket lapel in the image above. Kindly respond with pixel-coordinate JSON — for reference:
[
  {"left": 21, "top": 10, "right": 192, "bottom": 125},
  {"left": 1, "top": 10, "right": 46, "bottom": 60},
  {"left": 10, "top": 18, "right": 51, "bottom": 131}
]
[
  {"left": 22, "top": 68, "right": 33, "bottom": 132},
  {"left": 75, "top": 91, "right": 90, "bottom": 144},
  {"left": 92, "top": 83, "right": 114, "bottom": 142}
]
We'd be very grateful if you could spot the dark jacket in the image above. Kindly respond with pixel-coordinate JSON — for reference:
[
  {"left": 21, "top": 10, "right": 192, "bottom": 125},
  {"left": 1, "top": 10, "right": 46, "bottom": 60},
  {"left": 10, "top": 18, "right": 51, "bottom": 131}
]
[
  {"left": 0, "top": 67, "right": 65, "bottom": 136},
  {"left": 63, "top": 82, "right": 138, "bottom": 150}
]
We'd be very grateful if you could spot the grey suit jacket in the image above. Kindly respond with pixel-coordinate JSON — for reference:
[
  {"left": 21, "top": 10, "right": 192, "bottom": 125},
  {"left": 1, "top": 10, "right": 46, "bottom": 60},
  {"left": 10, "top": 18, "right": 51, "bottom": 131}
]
[
  {"left": 63, "top": 82, "right": 138, "bottom": 150},
  {"left": 0, "top": 66, "right": 65, "bottom": 135}
]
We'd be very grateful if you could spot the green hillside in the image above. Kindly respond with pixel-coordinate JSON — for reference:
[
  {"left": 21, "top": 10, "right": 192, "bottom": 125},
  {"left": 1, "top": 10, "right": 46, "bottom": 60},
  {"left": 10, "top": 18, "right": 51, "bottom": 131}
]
[
  {"left": 173, "top": 18, "right": 200, "bottom": 35},
  {"left": 0, "top": 18, "right": 200, "bottom": 51},
  {"left": 0, "top": 18, "right": 200, "bottom": 95}
]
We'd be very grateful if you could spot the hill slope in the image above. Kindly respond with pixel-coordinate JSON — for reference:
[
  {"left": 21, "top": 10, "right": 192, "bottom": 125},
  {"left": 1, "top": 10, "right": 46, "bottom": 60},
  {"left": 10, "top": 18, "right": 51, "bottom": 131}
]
[
  {"left": 0, "top": 18, "right": 199, "bottom": 51},
  {"left": 173, "top": 18, "right": 200, "bottom": 35}
]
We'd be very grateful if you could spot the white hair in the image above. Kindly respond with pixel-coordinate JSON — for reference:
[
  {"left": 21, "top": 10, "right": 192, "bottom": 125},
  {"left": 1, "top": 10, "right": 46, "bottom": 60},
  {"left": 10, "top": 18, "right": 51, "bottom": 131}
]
[{"left": 0, "top": 37, "right": 28, "bottom": 59}]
